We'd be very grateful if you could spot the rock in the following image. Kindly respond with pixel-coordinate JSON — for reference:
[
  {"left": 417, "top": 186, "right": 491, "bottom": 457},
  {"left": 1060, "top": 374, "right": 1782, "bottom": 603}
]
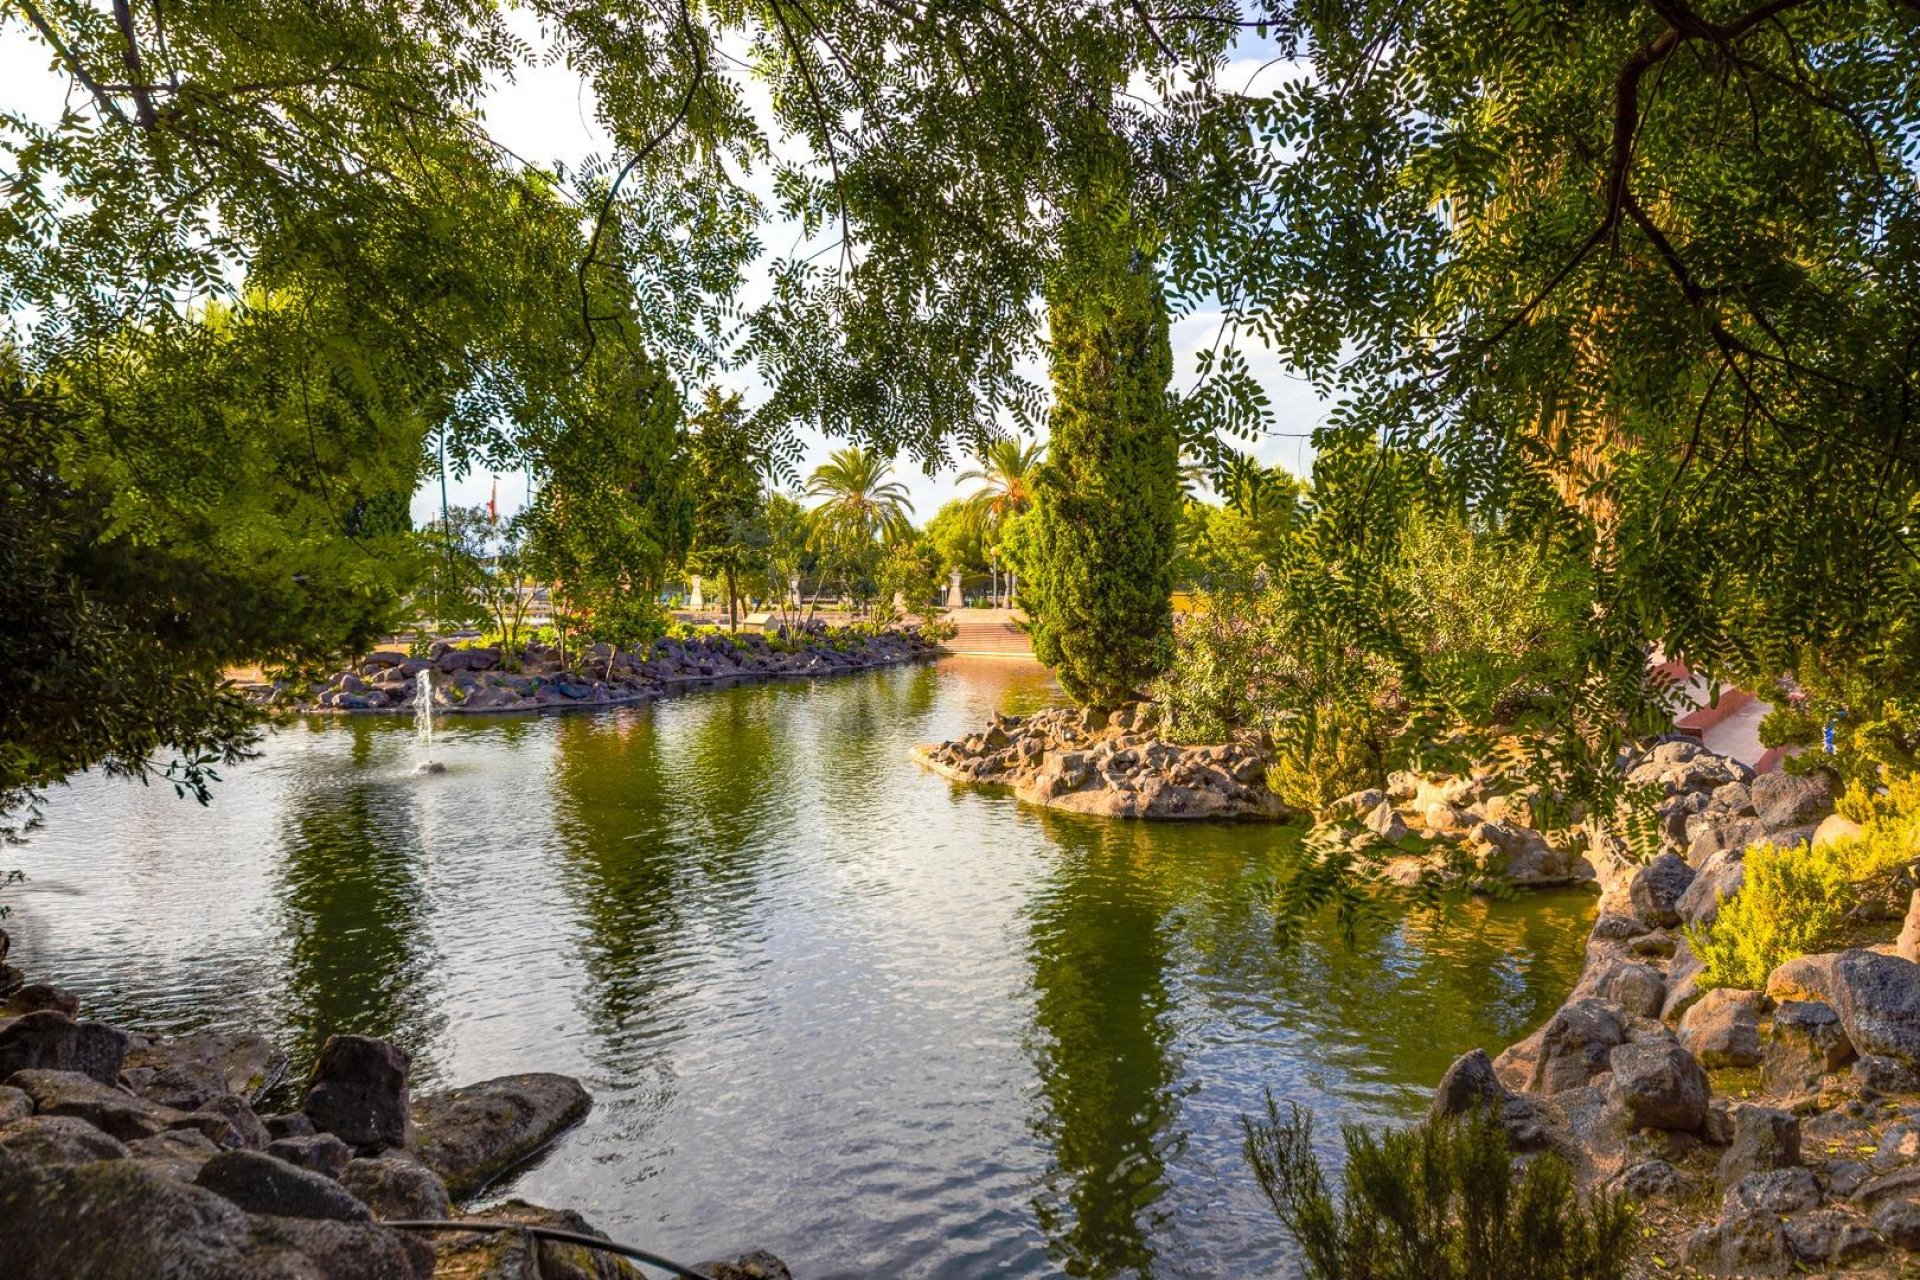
[
  {"left": 1854, "top": 1054, "right": 1920, "bottom": 1093},
  {"left": 1871, "top": 1123, "right": 1920, "bottom": 1171},
  {"left": 7, "top": 1067, "right": 188, "bottom": 1141},
  {"left": 1688, "top": 817, "right": 1766, "bottom": 868},
  {"left": 1766, "top": 951, "right": 1841, "bottom": 1003},
  {"left": 1630, "top": 852, "right": 1695, "bottom": 929},
  {"left": 0, "top": 1160, "right": 430, "bottom": 1279},
  {"left": 268, "top": 1132, "right": 354, "bottom": 1180},
  {"left": 1589, "top": 961, "right": 1666, "bottom": 1020},
  {"left": 1751, "top": 770, "right": 1836, "bottom": 830},
  {"left": 699, "top": 1252, "right": 795, "bottom": 1280},
  {"left": 1824, "top": 949, "right": 1920, "bottom": 1066},
  {"left": 1902, "top": 891, "right": 1920, "bottom": 965},
  {"left": 0, "top": 1084, "right": 29, "bottom": 1125},
  {"left": 192, "top": 1092, "right": 271, "bottom": 1151},
  {"left": 1361, "top": 799, "right": 1409, "bottom": 843},
  {"left": 1824, "top": 1159, "right": 1872, "bottom": 1198},
  {"left": 0, "top": 1010, "right": 129, "bottom": 1084},
  {"left": 303, "top": 1034, "right": 412, "bottom": 1151},
  {"left": 1521, "top": 999, "right": 1628, "bottom": 1095},
  {"left": 195, "top": 1148, "right": 373, "bottom": 1222},
  {"left": 1385, "top": 771, "right": 1420, "bottom": 802},
  {"left": 1661, "top": 938, "right": 1708, "bottom": 1023},
  {"left": 1591, "top": 913, "right": 1649, "bottom": 942},
  {"left": 432, "top": 1199, "right": 642, "bottom": 1280},
  {"left": 1716, "top": 1105, "right": 1800, "bottom": 1190},
  {"left": 1813, "top": 812, "right": 1866, "bottom": 849},
  {"left": 1608, "top": 1037, "right": 1710, "bottom": 1132},
  {"left": 265, "top": 1111, "right": 317, "bottom": 1140},
  {"left": 1430, "top": 1049, "right": 1503, "bottom": 1121},
  {"left": 1784, "top": 1209, "right": 1884, "bottom": 1267},
  {"left": 1613, "top": 1158, "right": 1685, "bottom": 1201},
  {"left": 339, "top": 1155, "right": 452, "bottom": 1221},
  {"left": 1680, "top": 988, "right": 1767, "bottom": 1068},
  {"left": 1725, "top": 1165, "right": 1824, "bottom": 1216},
  {"left": 410, "top": 1072, "right": 591, "bottom": 1198},
  {"left": 1765, "top": 1000, "right": 1855, "bottom": 1090},
  {"left": 1854, "top": 1166, "right": 1920, "bottom": 1209},
  {"left": 1870, "top": 1198, "right": 1920, "bottom": 1249},
  {"left": 126, "top": 1127, "right": 222, "bottom": 1180},
  {"left": 0, "top": 1113, "right": 131, "bottom": 1171},
  {"left": 123, "top": 1030, "right": 287, "bottom": 1109},
  {"left": 1677, "top": 848, "right": 1746, "bottom": 928}
]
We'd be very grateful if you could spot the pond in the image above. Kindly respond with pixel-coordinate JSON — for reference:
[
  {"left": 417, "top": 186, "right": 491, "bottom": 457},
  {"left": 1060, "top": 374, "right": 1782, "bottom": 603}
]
[{"left": 5, "top": 657, "right": 1593, "bottom": 1279}]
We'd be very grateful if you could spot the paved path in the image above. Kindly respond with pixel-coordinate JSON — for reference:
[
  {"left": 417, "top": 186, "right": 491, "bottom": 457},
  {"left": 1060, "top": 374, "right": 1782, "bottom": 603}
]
[{"left": 943, "top": 608, "right": 1034, "bottom": 657}]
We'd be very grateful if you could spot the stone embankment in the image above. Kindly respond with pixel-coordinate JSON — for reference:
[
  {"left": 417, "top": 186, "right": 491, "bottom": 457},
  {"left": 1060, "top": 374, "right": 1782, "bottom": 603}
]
[
  {"left": 273, "top": 626, "right": 944, "bottom": 715},
  {"left": 911, "top": 703, "right": 1285, "bottom": 820},
  {"left": 1421, "top": 739, "right": 1920, "bottom": 1276},
  {"left": 0, "top": 931, "right": 788, "bottom": 1279}
]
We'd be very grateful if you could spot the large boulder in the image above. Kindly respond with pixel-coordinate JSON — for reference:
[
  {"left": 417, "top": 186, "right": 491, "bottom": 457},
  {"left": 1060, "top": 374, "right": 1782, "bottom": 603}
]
[
  {"left": 1823, "top": 949, "right": 1920, "bottom": 1066},
  {"left": 123, "top": 1030, "right": 287, "bottom": 1110},
  {"left": 1430, "top": 1049, "right": 1503, "bottom": 1121},
  {"left": 1763, "top": 1000, "right": 1855, "bottom": 1090},
  {"left": 192, "top": 1092, "right": 271, "bottom": 1151},
  {"left": 303, "top": 1035, "right": 412, "bottom": 1152},
  {"left": 195, "top": 1149, "right": 372, "bottom": 1222},
  {"left": 1751, "top": 771, "right": 1835, "bottom": 831},
  {"left": 0, "top": 1160, "right": 431, "bottom": 1279},
  {"left": 1687, "top": 815, "right": 1767, "bottom": 867},
  {"left": 127, "top": 1128, "right": 222, "bottom": 1181},
  {"left": 1679, "top": 988, "right": 1767, "bottom": 1068},
  {"left": 1630, "top": 852, "right": 1695, "bottom": 929},
  {"left": 1765, "top": 951, "right": 1841, "bottom": 1003},
  {"left": 267, "top": 1132, "right": 353, "bottom": 1180},
  {"left": 0, "top": 1084, "right": 31, "bottom": 1125},
  {"left": 410, "top": 1072, "right": 591, "bottom": 1199},
  {"left": 340, "top": 1155, "right": 452, "bottom": 1222},
  {"left": 7, "top": 1068, "right": 189, "bottom": 1141},
  {"left": 1509, "top": 999, "right": 1628, "bottom": 1095},
  {"left": 1677, "top": 849, "right": 1746, "bottom": 928},
  {"left": 1606, "top": 1037, "right": 1710, "bottom": 1132},
  {"left": 0, "top": 1010, "right": 128, "bottom": 1084},
  {"left": 1660, "top": 938, "right": 1709, "bottom": 1023},
  {"left": 0, "top": 1113, "right": 131, "bottom": 1172},
  {"left": 1716, "top": 1105, "right": 1800, "bottom": 1191},
  {"left": 1900, "top": 890, "right": 1920, "bottom": 965},
  {"left": 1585, "top": 960, "right": 1666, "bottom": 1020}
]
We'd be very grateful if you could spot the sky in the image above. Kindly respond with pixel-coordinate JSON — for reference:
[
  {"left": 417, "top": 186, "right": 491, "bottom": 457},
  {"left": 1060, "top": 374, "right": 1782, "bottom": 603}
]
[{"left": 0, "top": 12, "right": 1327, "bottom": 526}]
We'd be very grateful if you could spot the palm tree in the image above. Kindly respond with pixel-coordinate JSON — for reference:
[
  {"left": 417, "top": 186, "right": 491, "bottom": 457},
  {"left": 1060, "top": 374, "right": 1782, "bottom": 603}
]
[
  {"left": 805, "top": 446, "right": 915, "bottom": 543},
  {"left": 806, "top": 446, "right": 914, "bottom": 613},
  {"left": 958, "top": 437, "right": 1044, "bottom": 608}
]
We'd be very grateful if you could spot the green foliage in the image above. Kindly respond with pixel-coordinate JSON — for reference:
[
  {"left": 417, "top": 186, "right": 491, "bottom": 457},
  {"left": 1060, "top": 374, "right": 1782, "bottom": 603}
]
[
  {"left": 524, "top": 350, "right": 688, "bottom": 663},
  {"left": 686, "top": 388, "right": 771, "bottom": 630},
  {"left": 957, "top": 438, "right": 1044, "bottom": 544},
  {"left": 1244, "top": 1096, "right": 1635, "bottom": 1280},
  {"left": 1173, "top": 464, "right": 1303, "bottom": 591},
  {"left": 924, "top": 500, "right": 987, "bottom": 577},
  {"left": 1156, "top": 505, "right": 1587, "bottom": 808},
  {"left": 1176, "top": 2, "right": 1920, "bottom": 806},
  {"left": 1687, "top": 809, "right": 1920, "bottom": 991},
  {"left": 874, "top": 534, "right": 941, "bottom": 622},
  {"left": 1022, "top": 218, "right": 1180, "bottom": 708},
  {"left": 805, "top": 446, "right": 913, "bottom": 614}
]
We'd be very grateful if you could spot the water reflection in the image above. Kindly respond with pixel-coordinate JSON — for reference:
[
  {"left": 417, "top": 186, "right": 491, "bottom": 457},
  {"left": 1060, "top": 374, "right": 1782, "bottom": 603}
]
[
  {"left": 270, "top": 722, "right": 447, "bottom": 1088},
  {"left": 8, "top": 661, "right": 1593, "bottom": 1280},
  {"left": 1025, "top": 816, "right": 1183, "bottom": 1278}
]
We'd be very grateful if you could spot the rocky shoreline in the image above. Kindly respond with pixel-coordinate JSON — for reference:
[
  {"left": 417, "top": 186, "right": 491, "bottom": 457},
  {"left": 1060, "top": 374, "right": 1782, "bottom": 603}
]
[
  {"left": 910, "top": 702, "right": 1286, "bottom": 820},
  {"left": 0, "top": 935, "right": 789, "bottom": 1279},
  {"left": 1415, "top": 740, "right": 1920, "bottom": 1276},
  {"left": 268, "top": 625, "right": 945, "bottom": 716}
]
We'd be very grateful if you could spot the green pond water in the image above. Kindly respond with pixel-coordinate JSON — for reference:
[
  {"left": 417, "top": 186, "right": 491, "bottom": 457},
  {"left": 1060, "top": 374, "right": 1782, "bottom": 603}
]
[{"left": 7, "top": 658, "right": 1593, "bottom": 1278}]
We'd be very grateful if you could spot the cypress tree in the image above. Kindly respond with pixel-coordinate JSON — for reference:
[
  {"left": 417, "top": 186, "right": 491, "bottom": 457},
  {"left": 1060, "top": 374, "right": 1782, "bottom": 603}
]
[{"left": 1024, "top": 231, "right": 1179, "bottom": 708}]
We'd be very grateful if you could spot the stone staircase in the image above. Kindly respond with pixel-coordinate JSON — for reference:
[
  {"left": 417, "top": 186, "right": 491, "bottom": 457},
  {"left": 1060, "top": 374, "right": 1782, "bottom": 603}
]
[{"left": 942, "top": 608, "right": 1034, "bottom": 658}]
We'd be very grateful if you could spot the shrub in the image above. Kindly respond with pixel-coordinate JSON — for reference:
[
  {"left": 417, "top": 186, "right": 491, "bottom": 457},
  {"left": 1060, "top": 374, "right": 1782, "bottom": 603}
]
[
  {"left": 1244, "top": 1095, "right": 1635, "bottom": 1280},
  {"left": 1686, "top": 811, "right": 1920, "bottom": 990}
]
